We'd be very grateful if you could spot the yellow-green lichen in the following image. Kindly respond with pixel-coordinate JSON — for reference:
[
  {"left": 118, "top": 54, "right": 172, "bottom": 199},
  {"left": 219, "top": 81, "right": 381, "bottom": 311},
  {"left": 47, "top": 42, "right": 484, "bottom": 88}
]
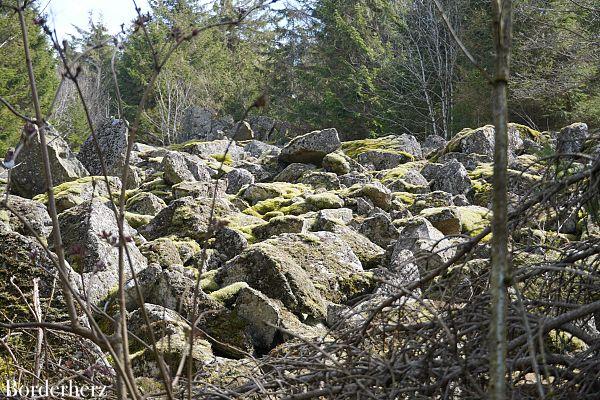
[
  {"left": 125, "top": 212, "right": 153, "bottom": 229},
  {"left": 392, "top": 191, "right": 416, "bottom": 206},
  {"left": 509, "top": 123, "right": 542, "bottom": 141},
  {"left": 376, "top": 161, "right": 427, "bottom": 183},
  {"left": 210, "top": 153, "right": 233, "bottom": 165},
  {"left": 200, "top": 269, "right": 220, "bottom": 293},
  {"left": 341, "top": 137, "right": 416, "bottom": 161},
  {"left": 208, "top": 282, "right": 250, "bottom": 305},
  {"left": 305, "top": 192, "right": 344, "bottom": 210}
]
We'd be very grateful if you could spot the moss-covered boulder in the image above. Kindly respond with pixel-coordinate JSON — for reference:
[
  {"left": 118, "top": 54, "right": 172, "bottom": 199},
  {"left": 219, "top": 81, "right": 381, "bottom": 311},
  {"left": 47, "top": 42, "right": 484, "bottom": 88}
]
[
  {"left": 139, "top": 196, "right": 232, "bottom": 241},
  {"left": 216, "top": 232, "right": 364, "bottom": 319},
  {"left": 242, "top": 182, "right": 309, "bottom": 204},
  {"left": 279, "top": 128, "right": 341, "bottom": 164},
  {"left": 57, "top": 199, "right": 147, "bottom": 305},
  {"left": 305, "top": 192, "right": 344, "bottom": 209},
  {"left": 341, "top": 135, "right": 421, "bottom": 170},
  {"left": 129, "top": 304, "right": 213, "bottom": 375},
  {"left": 1, "top": 194, "right": 52, "bottom": 239},
  {"left": 322, "top": 152, "right": 351, "bottom": 175},
  {"left": 126, "top": 191, "right": 166, "bottom": 216},
  {"left": 34, "top": 176, "right": 122, "bottom": 213},
  {"left": 140, "top": 238, "right": 183, "bottom": 267}
]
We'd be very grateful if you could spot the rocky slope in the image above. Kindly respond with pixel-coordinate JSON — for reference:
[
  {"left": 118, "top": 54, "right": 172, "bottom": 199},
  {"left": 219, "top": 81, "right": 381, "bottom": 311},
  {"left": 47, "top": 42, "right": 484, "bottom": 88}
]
[{"left": 0, "top": 117, "right": 597, "bottom": 389}]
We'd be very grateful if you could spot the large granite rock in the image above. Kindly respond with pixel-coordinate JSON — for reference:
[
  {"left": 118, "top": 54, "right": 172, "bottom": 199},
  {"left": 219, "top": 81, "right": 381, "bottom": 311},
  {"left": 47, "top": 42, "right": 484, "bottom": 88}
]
[
  {"left": 422, "top": 159, "right": 472, "bottom": 195},
  {"left": 56, "top": 199, "right": 147, "bottom": 304},
  {"left": 11, "top": 128, "right": 88, "bottom": 198},
  {"left": 161, "top": 151, "right": 212, "bottom": 185},
  {"left": 279, "top": 128, "right": 341, "bottom": 164},
  {"left": 139, "top": 196, "right": 233, "bottom": 241},
  {"left": 557, "top": 122, "right": 589, "bottom": 154},
  {"left": 216, "top": 232, "right": 365, "bottom": 319},
  {"left": 77, "top": 118, "right": 128, "bottom": 176},
  {"left": 0, "top": 194, "right": 52, "bottom": 238}
]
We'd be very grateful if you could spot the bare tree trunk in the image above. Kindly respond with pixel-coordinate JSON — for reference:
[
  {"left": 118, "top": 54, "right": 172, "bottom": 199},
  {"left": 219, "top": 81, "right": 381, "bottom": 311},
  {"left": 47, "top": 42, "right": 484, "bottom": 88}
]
[{"left": 489, "top": 1, "right": 512, "bottom": 399}]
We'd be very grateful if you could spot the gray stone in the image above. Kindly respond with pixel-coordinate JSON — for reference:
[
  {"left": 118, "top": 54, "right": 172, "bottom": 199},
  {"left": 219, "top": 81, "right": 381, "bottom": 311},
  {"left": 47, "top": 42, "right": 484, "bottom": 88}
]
[
  {"left": 161, "top": 151, "right": 211, "bottom": 185},
  {"left": 356, "top": 150, "right": 413, "bottom": 171},
  {"left": 78, "top": 118, "right": 128, "bottom": 176},
  {"left": 345, "top": 182, "right": 392, "bottom": 210},
  {"left": 315, "top": 208, "right": 354, "bottom": 225},
  {"left": 423, "top": 159, "right": 471, "bottom": 195},
  {"left": 247, "top": 115, "right": 292, "bottom": 143},
  {"left": 313, "top": 219, "right": 385, "bottom": 268},
  {"left": 243, "top": 140, "right": 281, "bottom": 158},
  {"left": 126, "top": 192, "right": 166, "bottom": 216},
  {"left": 274, "top": 163, "right": 316, "bottom": 182},
  {"left": 231, "top": 121, "right": 254, "bottom": 141},
  {"left": 214, "top": 227, "right": 249, "bottom": 260},
  {"left": 56, "top": 199, "right": 147, "bottom": 305},
  {"left": 253, "top": 215, "right": 308, "bottom": 240},
  {"left": 1, "top": 194, "right": 52, "bottom": 238},
  {"left": 280, "top": 128, "right": 341, "bottom": 164},
  {"left": 181, "top": 107, "right": 232, "bottom": 141},
  {"left": 217, "top": 232, "right": 363, "bottom": 319},
  {"left": 181, "top": 140, "right": 245, "bottom": 161},
  {"left": 423, "top": 135, "right": 447, "bottom": 158},
  {"left": 172, "top": 180, "right": 227, "bottom": 199},
  {"left": 234, "top": 287, "right": 281, "bottom": 349},
  {"left": 128, "top": 303, "right": 213, "bottom": 374},
  {"left": 226, "top": 168, "right": 255, "bottom": 194},
  {"left": 298, "top": 171, "right": 341, "bottom": 191},
  {"left": 358, "top": 213, "right": 399, "bottom": 248},
  {"left": 124, "top": 264, "right": 219, "bottom": 317},
  {"left": 557, "top": 122, "right": 589, "bottom": 154},
  {"left": 12, "top": 128, "right": 88, "bottom": 198},
  {"left": 391, "top": 217, "right": 455, "bottom": 277}
]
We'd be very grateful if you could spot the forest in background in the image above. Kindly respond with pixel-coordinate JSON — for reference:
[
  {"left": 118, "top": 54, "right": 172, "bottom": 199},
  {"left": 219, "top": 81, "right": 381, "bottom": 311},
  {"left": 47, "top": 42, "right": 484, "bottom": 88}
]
[{"left": 1, "top": 0, "right": 599, "bottom": 154}]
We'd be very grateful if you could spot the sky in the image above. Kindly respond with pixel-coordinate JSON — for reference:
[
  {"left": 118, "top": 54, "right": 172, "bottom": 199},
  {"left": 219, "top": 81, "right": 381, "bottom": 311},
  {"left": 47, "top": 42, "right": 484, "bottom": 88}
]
[{"left": 45, "top": 0, "right": 150, "bottom": 40}]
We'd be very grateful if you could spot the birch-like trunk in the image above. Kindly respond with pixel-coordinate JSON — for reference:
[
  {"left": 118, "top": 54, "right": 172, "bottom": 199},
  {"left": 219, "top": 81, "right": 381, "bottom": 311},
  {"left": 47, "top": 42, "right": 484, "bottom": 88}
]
[{"left": 489, "top": 1, "right": 512, "bottom": 399}]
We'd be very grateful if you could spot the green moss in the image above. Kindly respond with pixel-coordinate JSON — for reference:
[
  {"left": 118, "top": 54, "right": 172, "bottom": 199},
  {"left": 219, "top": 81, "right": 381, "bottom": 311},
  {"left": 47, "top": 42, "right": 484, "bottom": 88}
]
[
  {"left": 392, "top": 191, "right": 416, "bottom": 206},
  {"left": 305, "top": 192, "right": 344, "bottom": 210},
  {"left": 456, "top": 206, "right": 492, "bottom": 240},
  {"left": 470, "top": 179, "right": 492, "bottom": 206},
  {"left": 168, "top": 139, "right": 204, "bottom": 151},
  {"left": 376, "top": 161, "right": 427, "bottom": 183},
  {"left": 279, "top": 201, "right": 311, "bottom": 216},
  {"left": 209, "top": 282, "right": 250, "bottom": 305},
  {"left": 339, "top": 271, "right": 376, "bottom": 298},
  {"left": 210, "top": 153, "right": 233, "bottom": 165},
  {"left": 125, "top": 212, "right": 153, "bottom": 229},
  {"left": 341, "top": 137, "right": 415, "bottom": 161},
  {"left": 547, "top": 329, "right": 587, "bottom": 353},
  {"left": 33, "top": 176, "right": 119, "bottom": 211},
  {"left": 200, "top": 269, "right": 220, "bottom": 293},
  {"left": 509, "top": 123, "right": 542, "bottom": 141},
  {"left": 244, "top": 196, "right": 293, "bottom": 216},
  {"left": 468, "top": 163, "right": 494, "bottom": 180}
]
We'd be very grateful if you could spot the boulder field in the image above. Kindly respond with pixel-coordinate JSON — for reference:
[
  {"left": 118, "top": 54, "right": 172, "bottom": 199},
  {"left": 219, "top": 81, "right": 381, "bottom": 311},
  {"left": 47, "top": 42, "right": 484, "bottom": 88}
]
[{"left": 0, "top": 119, "right": 597, "bottom": 382}]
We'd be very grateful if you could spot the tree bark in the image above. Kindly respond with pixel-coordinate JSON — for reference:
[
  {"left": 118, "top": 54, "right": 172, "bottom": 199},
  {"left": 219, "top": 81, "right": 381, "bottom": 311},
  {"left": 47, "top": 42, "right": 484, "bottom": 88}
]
[{"left": 489, "top": 1, "right": 512, "bottom": 399}]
